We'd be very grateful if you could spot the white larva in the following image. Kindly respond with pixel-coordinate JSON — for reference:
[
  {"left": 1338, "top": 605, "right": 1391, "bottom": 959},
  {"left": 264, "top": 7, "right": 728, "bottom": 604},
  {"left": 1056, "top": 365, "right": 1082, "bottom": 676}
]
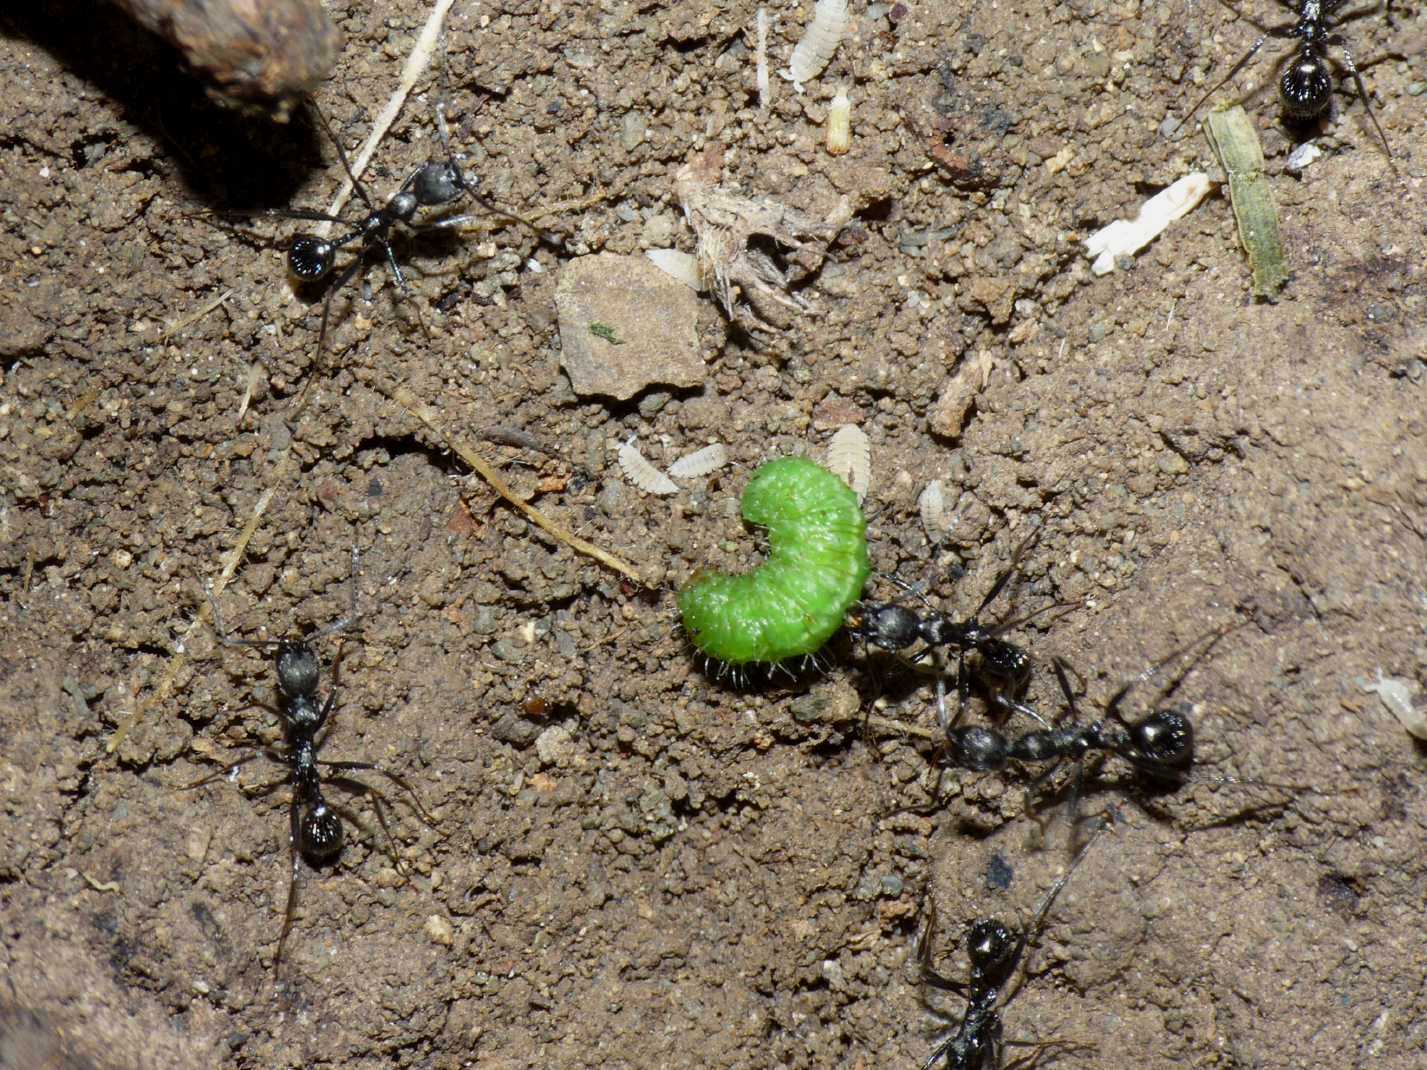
[
  {"left": 780, "top": 0, "right": 848, "bottom": 93},
  {"left": 919, "top": 480, "right": 948, "bottom": 541},
  {"left": 618, "top": 437, "right": 679, "bottom": 496},
  {"left": 825, "top": 424, "right": 871, "bottom": 502},
  {"left": 826, "top": 87, "right": 851, "bottom": 155},
  {"left": 668, "top": 443, "right": 729, "bottom": 479}
]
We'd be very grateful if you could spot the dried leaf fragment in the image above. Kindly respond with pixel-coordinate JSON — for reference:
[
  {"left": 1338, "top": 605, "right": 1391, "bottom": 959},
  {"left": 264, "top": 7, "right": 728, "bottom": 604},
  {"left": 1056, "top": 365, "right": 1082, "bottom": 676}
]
[{"left": 674, "top": 148, "right": 853, "bottom": 324}]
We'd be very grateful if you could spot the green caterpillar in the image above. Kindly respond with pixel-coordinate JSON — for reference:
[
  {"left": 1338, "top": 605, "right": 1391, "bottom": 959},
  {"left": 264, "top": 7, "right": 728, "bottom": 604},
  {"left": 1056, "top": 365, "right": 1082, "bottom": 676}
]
[{"left": 678, "top": 457, "right": 870, "bottom": 666}]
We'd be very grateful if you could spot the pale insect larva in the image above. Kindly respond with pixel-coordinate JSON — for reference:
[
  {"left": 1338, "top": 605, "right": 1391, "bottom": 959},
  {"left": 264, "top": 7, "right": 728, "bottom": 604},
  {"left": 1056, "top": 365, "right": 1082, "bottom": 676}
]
[
  {"left": 919, "top": 480, "right": 949, "bottom": 541},
  {"left": 825, "top": 423, "right": 870, "bottom": 501},
  {"left": 826, "top": 87, "right": 851, "bottom": 155},
  {"left": 618, "top": 437, "right": 679, "bottom": 496},
  {"left": 780, "top": 0, "right": 849, "bottom": 93},
  {"left": 668, "top": 443, "right": 729, "bottom": 480}
]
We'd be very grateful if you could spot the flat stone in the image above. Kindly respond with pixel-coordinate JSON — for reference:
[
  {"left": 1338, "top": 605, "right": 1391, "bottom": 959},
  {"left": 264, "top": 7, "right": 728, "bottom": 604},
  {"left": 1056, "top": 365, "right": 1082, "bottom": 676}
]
[{"left": 555, "top": 252, "right": 705, "bottom": 400}]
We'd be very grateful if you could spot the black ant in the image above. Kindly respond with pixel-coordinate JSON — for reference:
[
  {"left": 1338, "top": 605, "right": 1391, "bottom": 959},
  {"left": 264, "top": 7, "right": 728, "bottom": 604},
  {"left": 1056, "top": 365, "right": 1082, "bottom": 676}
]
[
  {"left": 259, "top": 92, "right": 542, "bottom": 375},
  {"left": 848, "top": 528, "right": 1075, "bottom": 732},
  {"left": 936, "top": 621, "right": 1321, "bottom": 837},
  {"left": 182, "top": 549, "right": 436, "bottom": 973},
  {"left": 1178, "top": 0, "right": 1394, "bottom": 158},
  {"left": 917, "top": 817, "right": 1106, "bottom": 1069}
]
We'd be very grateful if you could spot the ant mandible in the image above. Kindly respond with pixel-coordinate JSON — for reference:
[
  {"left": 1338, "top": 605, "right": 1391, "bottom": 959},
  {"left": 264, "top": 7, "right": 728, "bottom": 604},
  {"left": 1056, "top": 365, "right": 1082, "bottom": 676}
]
[
  {"left": 1178, "top": 0, "right": 1394, "bottom": 158},
  {"left": 182, "top": 548, "right": 437, "bottom": 974},
  {"left": 917, "top": 817, "right": 1107, "bottom": 1069},
  {"left": 848, "top": 527, "right": 1076, "bottom": 733}
]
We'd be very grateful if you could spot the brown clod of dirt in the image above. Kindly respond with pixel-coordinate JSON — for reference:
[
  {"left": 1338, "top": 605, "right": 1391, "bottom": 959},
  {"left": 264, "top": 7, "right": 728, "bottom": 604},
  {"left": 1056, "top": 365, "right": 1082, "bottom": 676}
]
[{"left": 111, "top": 0, "right": 338, "bottom": 104}]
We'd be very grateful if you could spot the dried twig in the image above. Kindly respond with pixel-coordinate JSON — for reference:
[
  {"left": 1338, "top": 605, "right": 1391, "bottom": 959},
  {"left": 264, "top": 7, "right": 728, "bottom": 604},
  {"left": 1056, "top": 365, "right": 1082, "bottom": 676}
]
[
  {"left": 318, "top": 0, "right": 458, "bottom": 232},
  {"left": 388, "top": 384, "right": 644, "bottom": 584},
  {"left": 107, "top": 461, "right": 293, "bottom": 755}
]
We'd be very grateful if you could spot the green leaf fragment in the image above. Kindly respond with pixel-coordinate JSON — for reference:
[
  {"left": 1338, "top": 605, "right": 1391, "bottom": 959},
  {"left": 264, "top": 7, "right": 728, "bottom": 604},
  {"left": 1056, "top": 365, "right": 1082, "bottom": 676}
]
[{"left": 1206, "top": 106, "right": 1289, "bottom": 301}]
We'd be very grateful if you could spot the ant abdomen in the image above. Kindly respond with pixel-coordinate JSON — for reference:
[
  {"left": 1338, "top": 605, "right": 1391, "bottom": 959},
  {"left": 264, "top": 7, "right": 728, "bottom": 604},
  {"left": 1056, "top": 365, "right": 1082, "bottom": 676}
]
[
  {"left": 1129, "top": 710, "right": 1195, "bottom": 771},
  {"left": 302, "top": 803, "right": 344, "bottom": 859},
  {"left": 1281, "top": 57, "right": 1332, "bottom": 119},
  {"left": 288, "top": 235, "right": 336, "bottom": 282},
  {"left": 947, "top": 726, "right": 1009, "bottom": 772}
]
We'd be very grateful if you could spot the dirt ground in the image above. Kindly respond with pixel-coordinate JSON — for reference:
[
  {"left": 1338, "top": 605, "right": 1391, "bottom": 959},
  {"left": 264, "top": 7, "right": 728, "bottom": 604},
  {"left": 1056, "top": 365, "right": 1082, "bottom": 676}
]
[{"left": 2, "top": 1, "right": 1425, "bottom": 1067}]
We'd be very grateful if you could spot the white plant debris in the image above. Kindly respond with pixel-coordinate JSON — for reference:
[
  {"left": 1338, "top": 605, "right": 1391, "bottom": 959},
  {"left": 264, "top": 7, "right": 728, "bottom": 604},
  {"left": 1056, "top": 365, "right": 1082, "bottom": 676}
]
[
  {"left": 1083, "top": 172, "right": 1212, "bottom": 276},
  {"left": 644, "top": 248, "right": 704, "bottom": 291},
  {"left": 618, "top": 437, "right": 679, "bottom": 496},
  {"left": 674, "top": 146, "right": 853, "bottom": 323},
  {"left": 1359, "top": 669, "right": 1427, "bottom": 740},
  {"left": 825, "top": 424, "right": 871, "bottom": 501},
  {"left": 781, "top": 0, "right": 849, "bottom": 92},
  {"left": 756, "top": 8, "right": 771, "bottom": 111},
  {"left": 1286, "top": 141, "right": 1323, "bottom": 175},
  {"left": 319, "top": 0, "right": 457, "bottom": 231},
  {"left": 919, "top": 480, "right": 949, "bottom": 541},
  {"left": 668, "top": 443, "right": 729, "bottom": 479}
]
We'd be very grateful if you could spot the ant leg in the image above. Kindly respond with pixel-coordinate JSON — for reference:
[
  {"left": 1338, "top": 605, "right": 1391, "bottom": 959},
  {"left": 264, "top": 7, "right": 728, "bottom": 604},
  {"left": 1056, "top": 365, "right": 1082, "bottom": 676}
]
[
  {"left": 374, "top": 238, "right": 432, "bottom": 341},
  {"left": 1102, "top": 623, "right": 1236, "bottom": 725},
  {"left": 304, "top": 254, "right": 365, "bottom": 389},
  {"left": 274, "top": 796, "right": 304, "bottom": 973},
  {"left": 934, "top": 672, "right": 953, "bottom": 737},
  {"left": 321, "top": 761, "right": 438, "bottom": 828},
  {"left": 1212, "top": 0, "right": 1280, "bottom": 31},
  {"left": 178, "top": 749, "right": 265, "bottom": 789},
  {"left": 416, "top": 201, "right": 548, "bottom": 238},
  {"left": 307, "top": 100, "right": 378, "bottom": 213},
  {"left": 915, "top": 896, "right": 969, "bottom": 995},
  {"left": 1004, "top": 1038, "right": 1097, "bottom": 1070},
  {"left": 198, "top": 572, "right": 275, "bottom": 650},
  {"left": 312, "top": 546, "right": 363, "bottom": 640},
  {"left": 1329, "top": 37, "right": 1394, "bottom": 159},
  {"left": 952, "top": 649, "right": 972, "bottom": 731},
  {"left": 1175, "top": 33, "right": 1273, "bottom": 137},
  {"left": 971, "top": 526, "right": 1042, "bottom": 619},
  {"left": 1019, "top": 755, "right": 1070, "bottom": 837},
  {"left": 1020, "top": 812, "right": 1110, "bottom": 946},
  {"left": 325, "top": 777, "right": 413, "bottom": 877},
  {"left": 262, "top": 206, "right": 351, "bottom": 227}
]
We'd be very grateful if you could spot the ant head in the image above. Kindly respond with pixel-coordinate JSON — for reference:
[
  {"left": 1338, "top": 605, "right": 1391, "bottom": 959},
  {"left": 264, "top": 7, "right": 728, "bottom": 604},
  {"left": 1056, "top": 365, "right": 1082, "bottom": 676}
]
[
  {"left": 847, "top": 602, "right": 921, "bottom": 652},
  {"left": 273, "top": 641, "right": 321, "bottom": 700},
  {"left": 288, "top": 235, "right": 336, "bottom": 282},
  {"left": 948, "top": 725, "right": 1008, "bottom": 772},
  {"left": 300, "top": 802, "right": 343, "bottom": 860},
  {"left": 1280, "top": 56, "right": 1332, "bottom": 120},
  {"left": 977, "top": 637, "right": 1031, "bottom": 685},
  {"left": 1128, "top": 708, "right": 1195, "bottom": 773},
  {"left": 965, "top": 919, "right": 1016, "bottom": 974},
  {"left": 412, "top": 160, "right": 469, "bottom": 208}
]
